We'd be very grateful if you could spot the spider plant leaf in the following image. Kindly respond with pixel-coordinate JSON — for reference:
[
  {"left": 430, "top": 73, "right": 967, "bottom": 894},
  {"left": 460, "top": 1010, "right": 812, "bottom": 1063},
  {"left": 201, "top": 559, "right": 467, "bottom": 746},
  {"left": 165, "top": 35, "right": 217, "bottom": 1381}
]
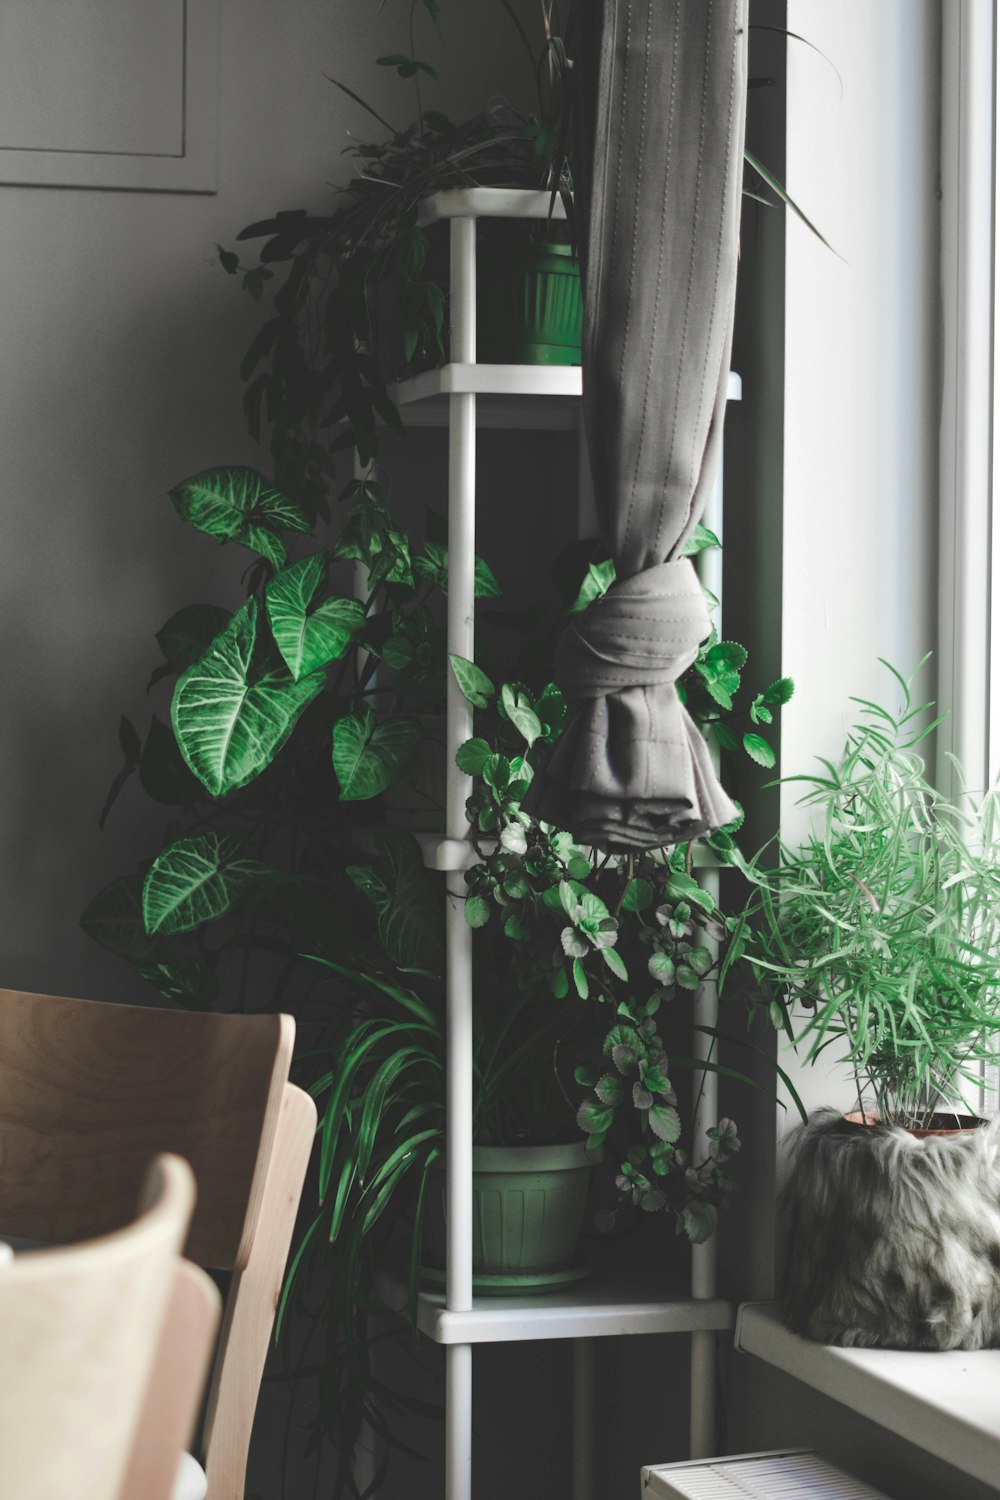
[
  {"left": 408, "top": 1148, "right": 440, "bottom": 1323},
  {"left": 744, "top": 148, "right": 840, "bottom": 257},
  {"left": 328, "top": 1156, "right": 359, "bottom": 1243},
  {"left": 274, "top": 1208, "right": 323, "bottom": 1341}
]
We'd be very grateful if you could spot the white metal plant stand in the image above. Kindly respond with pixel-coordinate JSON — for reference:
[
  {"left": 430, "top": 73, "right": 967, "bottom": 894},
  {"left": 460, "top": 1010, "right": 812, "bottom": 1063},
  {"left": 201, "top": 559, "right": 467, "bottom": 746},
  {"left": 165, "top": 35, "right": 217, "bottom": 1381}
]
[{"left": 399, "top": 188, "right": 740, "bottom": 1500}]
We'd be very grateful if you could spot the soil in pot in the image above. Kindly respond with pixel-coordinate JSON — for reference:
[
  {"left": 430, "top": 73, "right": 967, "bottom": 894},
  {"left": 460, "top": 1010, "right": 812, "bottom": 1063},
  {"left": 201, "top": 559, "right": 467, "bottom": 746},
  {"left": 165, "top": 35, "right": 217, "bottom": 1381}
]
[{"left": 422, "top": 1141, "right": 592, "bottom": 1294}]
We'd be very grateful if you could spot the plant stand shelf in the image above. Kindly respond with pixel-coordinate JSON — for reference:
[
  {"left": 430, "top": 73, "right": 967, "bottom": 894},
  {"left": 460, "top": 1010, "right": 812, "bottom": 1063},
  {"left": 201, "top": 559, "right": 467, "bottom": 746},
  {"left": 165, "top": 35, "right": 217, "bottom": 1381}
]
[
  {"left": 400, "top": 186, "right": 742, "bottom": 1500},
  {"left": 735, "top": 1302, "right": 1000, "bottom": 1490},
  {"left": 391, "top": 365, "right": 742, "bottom": 429},
  {"left": 377, "top": 1238, "right": 734, "bottom": 1346},
  {"left": 397, "top": 1281, "right": 733, "bottom": 1347}
]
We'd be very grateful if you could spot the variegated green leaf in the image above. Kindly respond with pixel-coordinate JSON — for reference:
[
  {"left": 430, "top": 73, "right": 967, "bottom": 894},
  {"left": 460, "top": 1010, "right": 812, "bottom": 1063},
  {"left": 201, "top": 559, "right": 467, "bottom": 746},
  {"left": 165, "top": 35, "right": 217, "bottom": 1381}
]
[
  {"left": 266, "top": 552, "right": 364, "bottom": 680},
  {"left": 81, "top": 874, "right": 159, "bottom": 960},
  {"left": 332, "top": 705, "right": 421, "bottom": 801},
  {"left": 172, "top": 599, "right": 324, "bottom": 796},
  {"left": 347, "top": 826, "right": 442, "bottom": 968},
  {"left": 169, "top": 466, "right": 311, "bottom": 567},
  {"left": 143, "top": 830, "right": 275, "bottom": 935}
]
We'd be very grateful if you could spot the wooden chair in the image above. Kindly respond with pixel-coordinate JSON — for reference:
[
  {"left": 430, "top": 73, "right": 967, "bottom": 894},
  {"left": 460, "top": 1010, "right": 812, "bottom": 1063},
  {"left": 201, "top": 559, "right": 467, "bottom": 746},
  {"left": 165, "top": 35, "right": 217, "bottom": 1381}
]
[
  {"left": 0, "top": 988, "right": 318, "bottom": 1500},
  {"left": 119, "top": 1256, "right": 223, "bottom": 1500},
  {"left": 0, "top": 1153, "right": 208, "bottom": 1500}
]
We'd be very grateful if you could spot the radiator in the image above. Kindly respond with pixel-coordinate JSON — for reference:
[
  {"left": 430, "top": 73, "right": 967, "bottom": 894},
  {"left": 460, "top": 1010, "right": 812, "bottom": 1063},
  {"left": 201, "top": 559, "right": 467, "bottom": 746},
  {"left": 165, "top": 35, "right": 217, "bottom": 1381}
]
[{"left": 641, "top": 1450, "right": 893, "bottom": 1500}]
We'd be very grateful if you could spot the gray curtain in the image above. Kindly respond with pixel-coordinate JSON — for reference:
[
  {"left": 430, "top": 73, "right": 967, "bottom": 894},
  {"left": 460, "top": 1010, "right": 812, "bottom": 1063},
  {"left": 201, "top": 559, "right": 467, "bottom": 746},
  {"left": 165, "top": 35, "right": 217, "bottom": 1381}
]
[{"left": 530, "top": 0, "right": 748, "bottom": 850}]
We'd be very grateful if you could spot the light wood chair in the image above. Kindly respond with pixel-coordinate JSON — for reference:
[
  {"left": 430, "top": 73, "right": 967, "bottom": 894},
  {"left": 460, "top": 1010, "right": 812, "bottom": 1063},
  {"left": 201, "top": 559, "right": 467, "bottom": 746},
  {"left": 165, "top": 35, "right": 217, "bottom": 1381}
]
[
  {"left": 119, "top": 1256, "right": 223, "bottom": 1500},
  {"left": 0, "top": 1153, "right": 204, "bottom": 1500},
  {"left": 0, "top": 988, "right": 318, "bottom": 1500}
]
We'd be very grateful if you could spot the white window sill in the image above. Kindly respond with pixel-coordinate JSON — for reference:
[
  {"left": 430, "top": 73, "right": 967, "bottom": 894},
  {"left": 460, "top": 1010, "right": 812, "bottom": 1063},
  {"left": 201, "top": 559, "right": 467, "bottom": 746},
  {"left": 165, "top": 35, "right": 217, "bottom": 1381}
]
[{"left": 735, "top": 1303, "right": 1000, "bottom": 1489}]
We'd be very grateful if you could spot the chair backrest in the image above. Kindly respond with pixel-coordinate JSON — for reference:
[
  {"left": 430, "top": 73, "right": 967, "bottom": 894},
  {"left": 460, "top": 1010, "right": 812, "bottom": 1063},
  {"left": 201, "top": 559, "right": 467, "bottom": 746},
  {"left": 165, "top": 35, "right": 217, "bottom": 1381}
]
[
  {"left": 0, "top": 988, "right": 294, "bottom": 1269},
  {"left": 0, "top": 987, "right": 318, "bottom": 1500},
  {"left": 0, "top": 1153, "right": 195, "bottom": 1500},
  {"left": 119, "top": 1257, "right": 222, "bottom": 1500}
]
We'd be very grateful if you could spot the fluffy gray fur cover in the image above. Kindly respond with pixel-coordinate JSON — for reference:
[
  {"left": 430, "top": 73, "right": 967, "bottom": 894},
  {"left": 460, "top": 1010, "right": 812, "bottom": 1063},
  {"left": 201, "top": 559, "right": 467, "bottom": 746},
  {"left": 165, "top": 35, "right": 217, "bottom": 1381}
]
[{"left": 780, "top": 1109, "right": 1000, "bottom": 1349}]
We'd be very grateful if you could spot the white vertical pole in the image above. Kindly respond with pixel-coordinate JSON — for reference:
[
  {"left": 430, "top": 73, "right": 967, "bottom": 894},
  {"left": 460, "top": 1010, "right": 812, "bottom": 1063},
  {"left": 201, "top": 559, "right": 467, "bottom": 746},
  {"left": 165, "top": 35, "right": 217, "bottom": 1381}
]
[
  {"left": 688, "top": 454, "right": 725, "bottom": 1458},
  {"left": 571, "top": 1339, "right": 597, "bottom": 1500},
  {"left": 939, "top": 0, "right": 995, "bottom": 803},
  {"left": 940, "top": 0, "right": 997, "bottom": 1119},
  {"left": 446, "top": 1344, "right": 474, "bottom": 1500},
  {"left": 445, "top": 212, "right": 477, "bottom": 1500},
  {"left": 993, "top": 0, "right": 1000, "bottom": 791}
]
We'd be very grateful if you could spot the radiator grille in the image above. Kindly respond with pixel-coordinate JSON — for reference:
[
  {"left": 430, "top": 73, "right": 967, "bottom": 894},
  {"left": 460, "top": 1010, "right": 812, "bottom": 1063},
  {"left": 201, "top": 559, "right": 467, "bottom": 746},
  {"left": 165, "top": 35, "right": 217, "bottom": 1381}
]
[{"left": 642, "top": 1450, "right": 893, "bottom": 1500}]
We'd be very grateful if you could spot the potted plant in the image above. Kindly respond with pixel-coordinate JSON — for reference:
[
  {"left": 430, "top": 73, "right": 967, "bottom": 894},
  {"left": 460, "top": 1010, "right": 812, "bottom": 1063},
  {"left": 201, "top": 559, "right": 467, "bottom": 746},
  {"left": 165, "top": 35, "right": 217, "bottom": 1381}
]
[
  {"left": 84, "top": 453, "right": 793, "bottom": 1482},
  {"left": 727, "top": 660, "right": 1000, "bottom": 1350},
  {"left": 218, "top": 4, "right": 822, "bottom": 518},
  {"left": 218, "top": 0, "right": 577, "bottom": 522}
]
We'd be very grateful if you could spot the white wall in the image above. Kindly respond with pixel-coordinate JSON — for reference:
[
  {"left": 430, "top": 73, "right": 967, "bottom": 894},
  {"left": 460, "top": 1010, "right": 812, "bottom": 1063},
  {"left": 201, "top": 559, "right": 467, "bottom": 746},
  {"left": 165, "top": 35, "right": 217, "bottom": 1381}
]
[
  {"left": 725, "top": 9, "right": 996, "bottom": 1499},
  {"left": 777, "top": 0, "right": 942, "bottom": 1120}
]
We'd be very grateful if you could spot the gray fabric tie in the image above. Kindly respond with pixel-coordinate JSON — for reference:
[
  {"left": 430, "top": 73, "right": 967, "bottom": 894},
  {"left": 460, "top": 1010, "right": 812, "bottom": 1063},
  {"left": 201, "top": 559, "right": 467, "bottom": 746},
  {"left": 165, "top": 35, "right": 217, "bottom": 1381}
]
[{"left": 527, "top": 0, "right": 747, "bottom": 850}]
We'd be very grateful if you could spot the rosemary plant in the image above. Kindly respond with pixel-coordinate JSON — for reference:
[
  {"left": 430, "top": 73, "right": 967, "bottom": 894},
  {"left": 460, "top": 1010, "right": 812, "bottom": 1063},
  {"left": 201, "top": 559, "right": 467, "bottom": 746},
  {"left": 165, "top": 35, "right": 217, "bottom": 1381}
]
[{"left": 727, "top": 662, "right": 1000, "bottom": 1128}]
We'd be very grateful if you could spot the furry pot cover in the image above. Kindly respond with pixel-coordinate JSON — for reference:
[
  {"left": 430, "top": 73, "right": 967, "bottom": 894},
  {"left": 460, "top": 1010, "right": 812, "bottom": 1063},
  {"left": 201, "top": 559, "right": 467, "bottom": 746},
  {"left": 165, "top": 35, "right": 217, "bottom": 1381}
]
[{"left": 781, "top": 1109, "right": 1000, "bottom": 1349}]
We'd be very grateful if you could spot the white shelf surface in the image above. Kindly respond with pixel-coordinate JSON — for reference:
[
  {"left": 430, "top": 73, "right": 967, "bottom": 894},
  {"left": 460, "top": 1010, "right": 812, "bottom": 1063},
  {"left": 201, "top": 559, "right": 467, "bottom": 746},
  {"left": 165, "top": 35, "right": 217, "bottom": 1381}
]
[
  {"left": 391, "top": 366, "right": 743, "bottom": 430},
  {"left": 417, "top": 187, "right": 569, "bottom": 226},
  {"left": 378, "top": 1255, "right": 733, "bottom": 1346},
  {"left": 392, "top": 363, "right": 582, "bottom": 429},
  {"left": 735, "top": 1302, "right": 1000, "bottom": 1490}
]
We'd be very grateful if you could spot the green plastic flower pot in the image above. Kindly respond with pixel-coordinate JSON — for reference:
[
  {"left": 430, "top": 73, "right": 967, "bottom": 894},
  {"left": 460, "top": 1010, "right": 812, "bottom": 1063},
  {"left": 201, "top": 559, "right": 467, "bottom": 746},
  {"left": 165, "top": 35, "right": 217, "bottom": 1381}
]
[
  {"left": 477, "top": 242, "right": 583, "bottom": 366},
  {"left": 423, "top": 1141, "right": 592, "bottom": 1293}
]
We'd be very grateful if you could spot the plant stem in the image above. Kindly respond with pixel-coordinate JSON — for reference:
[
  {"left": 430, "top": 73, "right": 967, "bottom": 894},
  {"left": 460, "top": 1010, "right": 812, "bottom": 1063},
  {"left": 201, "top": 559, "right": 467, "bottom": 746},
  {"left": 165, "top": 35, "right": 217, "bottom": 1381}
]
[{"left": 409, "top": 0, "right": 424, "bottom": 136}]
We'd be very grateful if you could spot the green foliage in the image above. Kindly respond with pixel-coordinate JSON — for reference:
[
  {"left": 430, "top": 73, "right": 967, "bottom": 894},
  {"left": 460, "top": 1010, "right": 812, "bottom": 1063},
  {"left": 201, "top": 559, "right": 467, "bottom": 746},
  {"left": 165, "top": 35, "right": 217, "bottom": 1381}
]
[
  {"left": 332, "top": 706, "right": 422, "bottom": 800},
  {"left": 730, "top": 662, "right": 1000, "bottom": 1127},
  {"left": 87, "top": 465, "right": 467, "bottom": 1012},
  {"left": 143, "top": 831, "right": 275, "bottom": 936},
  {"left": 265, "top": 552, "right": 363, "bottom": 680},
  {"left": 457, "top": 654, "right": 786, "bottom": 1235},
  {"left": 170, "top": 465, "right": 310, "bottom": 567},
  {"left": 222, "top": 9, "right": 575, "bottom": 520},
  {"left": 346, "top": 825, "right": 443, "bottom": 969},
  {"left": 449, "top": 653, "right": 496, "bottom": 709},
  {"left": 677, "top": 625, "right": 786, "bottom": 774},
  {"left": 172, "top": 599, "right": 327, "bottom": 797}
]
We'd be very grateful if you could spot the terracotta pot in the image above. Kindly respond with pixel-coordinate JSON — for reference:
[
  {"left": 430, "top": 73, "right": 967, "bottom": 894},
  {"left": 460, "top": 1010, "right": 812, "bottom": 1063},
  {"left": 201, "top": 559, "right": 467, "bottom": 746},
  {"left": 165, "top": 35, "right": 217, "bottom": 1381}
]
[{"left": 843, "top": 1109, "right": 986, "bottom": 1138}]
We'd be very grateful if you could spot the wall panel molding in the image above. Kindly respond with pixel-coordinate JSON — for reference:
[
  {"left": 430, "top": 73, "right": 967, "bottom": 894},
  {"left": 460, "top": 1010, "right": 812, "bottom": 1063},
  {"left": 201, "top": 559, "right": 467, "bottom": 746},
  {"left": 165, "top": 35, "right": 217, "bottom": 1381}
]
[{"left": 0, "top": 0, "right": 218, "bottom": 193}]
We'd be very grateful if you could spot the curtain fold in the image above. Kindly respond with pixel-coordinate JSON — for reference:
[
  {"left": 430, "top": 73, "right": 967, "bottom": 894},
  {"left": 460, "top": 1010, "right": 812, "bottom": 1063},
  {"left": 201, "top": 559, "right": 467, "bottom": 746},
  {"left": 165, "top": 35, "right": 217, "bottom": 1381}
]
[{"left": 529, "top": 0, "right": 749, "bottom": 850}]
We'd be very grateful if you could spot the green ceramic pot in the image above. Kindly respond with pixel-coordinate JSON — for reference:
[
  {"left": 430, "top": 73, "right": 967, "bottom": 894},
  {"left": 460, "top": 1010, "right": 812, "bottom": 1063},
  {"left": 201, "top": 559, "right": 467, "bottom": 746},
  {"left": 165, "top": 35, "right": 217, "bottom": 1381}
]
[
  {"left": 424, "top": 1141, "right": 592, "bottom": 1291},
  {"left": 477, "top": 242, "right": 583, "bottom": 366}
]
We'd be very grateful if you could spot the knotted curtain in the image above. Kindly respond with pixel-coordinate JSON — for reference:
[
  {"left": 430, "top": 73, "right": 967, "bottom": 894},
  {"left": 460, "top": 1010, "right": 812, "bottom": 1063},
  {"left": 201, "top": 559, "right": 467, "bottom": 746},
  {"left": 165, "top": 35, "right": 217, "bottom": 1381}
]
[{"left": 529, "top": 0, "right": 748, "bottom": 849}]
